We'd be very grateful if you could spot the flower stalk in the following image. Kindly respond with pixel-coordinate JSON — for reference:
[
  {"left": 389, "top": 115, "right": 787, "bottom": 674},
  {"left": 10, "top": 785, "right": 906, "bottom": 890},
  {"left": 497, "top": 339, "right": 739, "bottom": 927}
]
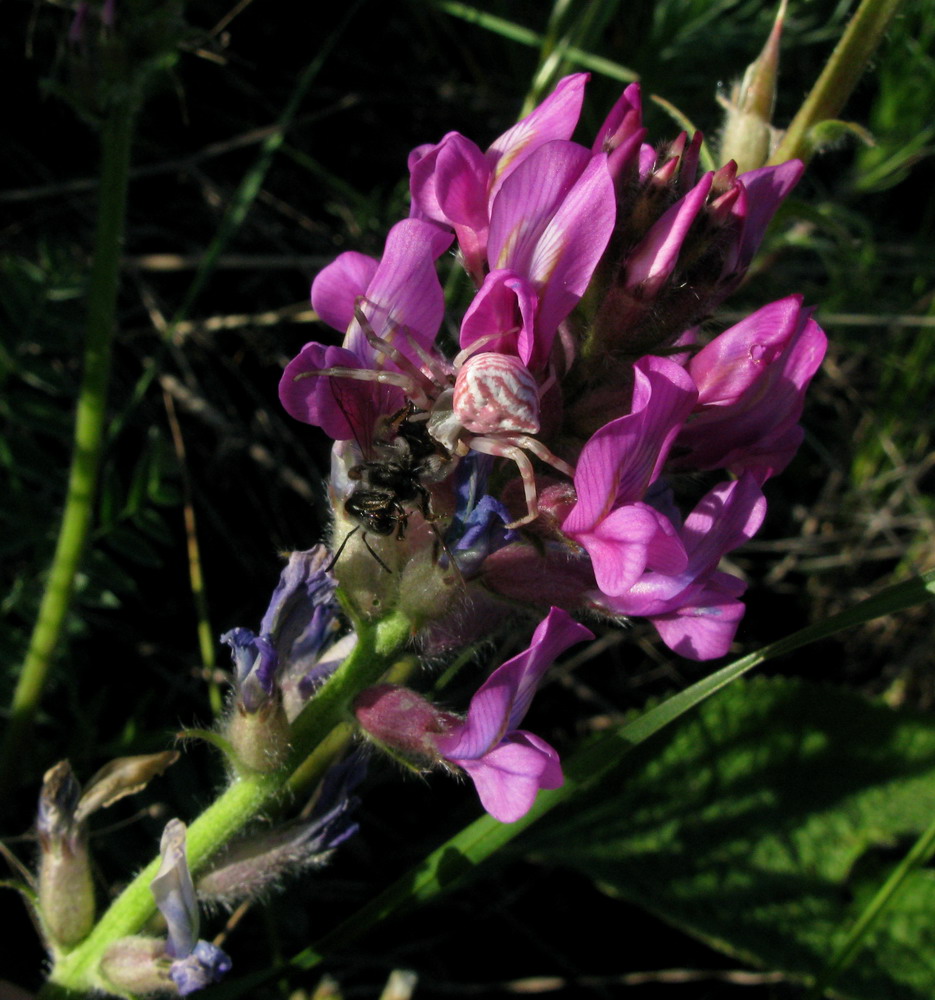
[
  {"left": 770, "top": 0, "right": 909, "bottom": 165},
  {"left": 42, "top": 606, "right": 413, "bottom": 996},
  {"left": 0, "top": 94, "right": 136, "bottom": 791}
]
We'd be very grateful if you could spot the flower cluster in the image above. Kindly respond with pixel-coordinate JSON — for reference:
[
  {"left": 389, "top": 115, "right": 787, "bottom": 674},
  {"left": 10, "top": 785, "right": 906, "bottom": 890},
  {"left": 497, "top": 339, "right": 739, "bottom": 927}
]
[{"left": 280, "top": 73, "right": 826, "bottom": 664}]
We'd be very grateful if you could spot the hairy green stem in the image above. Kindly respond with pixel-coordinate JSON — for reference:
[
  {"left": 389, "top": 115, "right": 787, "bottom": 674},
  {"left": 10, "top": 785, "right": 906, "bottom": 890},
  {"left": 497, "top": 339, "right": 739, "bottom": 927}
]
[
  {"left": 770, "top": 0, "right": 908, "bottom": 165},
  {"left": 43, "top": 609, "right": 413, "bottom": 996},
  {"left": 0, "top": 99, "right": 136, "bottom": 789}
]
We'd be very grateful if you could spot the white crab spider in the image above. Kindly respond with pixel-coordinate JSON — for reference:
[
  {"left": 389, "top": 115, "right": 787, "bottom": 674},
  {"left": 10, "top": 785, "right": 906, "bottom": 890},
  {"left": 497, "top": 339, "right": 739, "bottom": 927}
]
[{"left": 300, "top": 309, "right": 575, "bottom": 528}]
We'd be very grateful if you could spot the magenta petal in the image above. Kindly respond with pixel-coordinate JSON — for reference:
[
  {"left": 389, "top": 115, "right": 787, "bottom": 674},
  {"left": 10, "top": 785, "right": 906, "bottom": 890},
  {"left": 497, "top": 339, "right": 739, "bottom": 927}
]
[
  {"left": 345, "top": 219, "right": 453, "bottom": 358},
  {"left": 436, "top": 135, "right": 491, "bottom": 231},
  {"left": 689, "top": 296, "right": 804, "bottom": 405},
  {"left": 311, "top": 252, "right": 379, "bottom": 332},
  {"left": 529, "top": 153, "right": 616, "bottom": 363},
  {"left": 488, "top": 140, "right": 592, "bottom": 274},
  {"left": 459, "top": 269, "right": 539, "bottom": 365},
  {"left": 279, "top": 343, "right": 374, "bottom": 440},
  {"left": 457, "top": 733, "right": 563, "bottom": 823},
  {"left": 575, "top": 502, "right": 683, "bottom": 597},
  {"left": 650, "top": 578, "right": 748, "bottom": 661},
  {"left": 437, "top": 607, "right": 592, "bottom": 759},
  {"left": 735, "top": 160, "right": 804, "bottom": 268},
  {"left": 488, "top": 73, "right": 588, "bottom": 196}
]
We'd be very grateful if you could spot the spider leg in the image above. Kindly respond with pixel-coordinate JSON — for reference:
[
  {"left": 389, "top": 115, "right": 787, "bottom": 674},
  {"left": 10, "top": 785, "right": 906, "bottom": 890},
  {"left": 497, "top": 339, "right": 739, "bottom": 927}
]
[
  {"left": 466, "top": 436, "right": 541, "bottom": 528},
  {"left": 354, "top": 304, "right": 443, "bottom": 405}
]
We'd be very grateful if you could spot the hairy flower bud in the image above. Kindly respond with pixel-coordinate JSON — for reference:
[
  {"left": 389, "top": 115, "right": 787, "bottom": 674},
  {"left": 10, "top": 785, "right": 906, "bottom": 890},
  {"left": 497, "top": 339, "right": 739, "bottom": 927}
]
[
  {"left": 718, "top": 0, "right": 786, "bottom": 172},
  {"left": 36, "top": 761, "right": 95, "bottom": 948}
]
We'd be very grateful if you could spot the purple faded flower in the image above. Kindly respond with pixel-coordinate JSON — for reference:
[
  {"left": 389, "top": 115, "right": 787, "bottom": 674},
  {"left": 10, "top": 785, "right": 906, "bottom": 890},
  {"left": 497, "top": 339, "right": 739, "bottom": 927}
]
[
  {"left": 562, "top": 356, "right": 697, "bottom": 597},
  {"left": 596, "top": 474, "right": 767, "bottom": 660},
  {"left": 152, "top": 820, "right": 231, "bottom": 995},
  {"left": 279, "top": 219, "right": 452, "bottom": 444},
  {"left": 434, "top": 607, "right": 593, "bottom": 822},
  {"left": 672, "top": 295, "right": 827, "bottom": 482},
  {"left": 222, "top": 546, "right": 352, "bottom": 721},
  {"left": 196, "top": 755, "right": 364, "bottom": 908},
  {"left": 409, "top": 74, "right": 588, "bottom": 281}
]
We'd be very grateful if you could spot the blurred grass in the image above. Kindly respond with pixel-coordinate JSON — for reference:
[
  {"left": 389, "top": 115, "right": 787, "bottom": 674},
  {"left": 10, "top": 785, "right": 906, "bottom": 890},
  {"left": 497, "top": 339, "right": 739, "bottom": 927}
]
[{"left": 1, "top": 0, "right": 934, "bottom": 995}]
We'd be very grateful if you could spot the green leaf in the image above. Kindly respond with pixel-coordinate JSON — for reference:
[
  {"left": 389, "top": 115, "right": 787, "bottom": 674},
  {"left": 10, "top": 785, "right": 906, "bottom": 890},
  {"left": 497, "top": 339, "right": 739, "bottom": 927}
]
[{"left": 526, "top": 677, "right": 935, "bottom": 1000}]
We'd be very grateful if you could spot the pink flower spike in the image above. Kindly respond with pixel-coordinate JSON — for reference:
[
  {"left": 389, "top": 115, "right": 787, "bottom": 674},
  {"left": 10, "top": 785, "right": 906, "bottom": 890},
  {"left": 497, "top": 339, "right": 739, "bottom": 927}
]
[{"left": 435, "top": 607, "right": 593, "bottom": 821}]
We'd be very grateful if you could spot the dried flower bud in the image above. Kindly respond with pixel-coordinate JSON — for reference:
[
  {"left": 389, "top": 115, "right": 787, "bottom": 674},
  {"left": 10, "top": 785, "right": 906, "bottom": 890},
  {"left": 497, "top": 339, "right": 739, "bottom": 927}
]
[{"left": 76, "top": 750, "right": 179, "bottom": 822}]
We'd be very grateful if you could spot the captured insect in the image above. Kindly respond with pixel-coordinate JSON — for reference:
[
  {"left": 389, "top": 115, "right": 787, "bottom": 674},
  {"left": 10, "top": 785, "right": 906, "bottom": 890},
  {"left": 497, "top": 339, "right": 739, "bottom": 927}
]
[{"left": 329, "top": 402, "right": 454, "bottom": 573}]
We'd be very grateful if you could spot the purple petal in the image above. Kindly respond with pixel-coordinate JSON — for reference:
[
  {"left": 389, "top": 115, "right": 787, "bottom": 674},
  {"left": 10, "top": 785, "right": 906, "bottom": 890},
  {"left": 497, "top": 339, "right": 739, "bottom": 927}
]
[
  {"left": 437, "top": 608, "right": 592, "bottom": 759},
  {"left": 152, "top": 820, "right": 198, "bottom": 960},
  {"left": 345, "top": 218, "right": 453, "bottom": 359},
  {"left": 436, "top": 134, "right": 492, "bottom": 231},
  {"left": 457, "top": 732, "right": 563, "bottom": 823},
  {"left": 488, "top": 140, "right": 592, "bottom": 275},
  {"left": 487, "top": 73, "right": 588, "bottom": 197},
  {"left": 734, "top": 160, "right": 804, "bottom": 269},
  {"left": 528, "top": 153, "right": 616, "bottom": 364},
  {"left": 279, "top": 342, "right": 387, "bottom": 442},
  {"left": 688, "top": 296, "right": 805, "bottom": 405},
  {"left": 459, "top": 269, "right": 539, "bottom": 365},
  {"left": 311, "top": 252, "right": 379, "bottom": 332},
  {"left": 563, "top": 357, "right": 697, "bottom": 532},
  {"left": 649, "top": 574, "right": 749, "bottom": 661},
  {"left": 170, "top": 941, "right": 232, "bottom": 996}
]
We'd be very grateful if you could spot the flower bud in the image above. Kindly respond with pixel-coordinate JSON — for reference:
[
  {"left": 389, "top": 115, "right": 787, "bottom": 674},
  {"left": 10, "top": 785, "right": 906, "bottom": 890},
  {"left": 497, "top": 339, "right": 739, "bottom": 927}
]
[
  {"left": 36, "top": 761, "right": 95, "bottom": 948},
  {"left": 225, "top": 695, "right": 291, "bottom": 773},
  {"left": 718, "top": 0, "right": 786, "bottom": 172}
]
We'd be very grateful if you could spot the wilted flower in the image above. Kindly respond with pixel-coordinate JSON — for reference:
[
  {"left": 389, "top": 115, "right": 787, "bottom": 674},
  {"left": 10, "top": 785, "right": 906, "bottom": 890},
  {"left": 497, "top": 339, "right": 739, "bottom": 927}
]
[{"left": 151, "top": 820, "right": 231, "bottom": 995}]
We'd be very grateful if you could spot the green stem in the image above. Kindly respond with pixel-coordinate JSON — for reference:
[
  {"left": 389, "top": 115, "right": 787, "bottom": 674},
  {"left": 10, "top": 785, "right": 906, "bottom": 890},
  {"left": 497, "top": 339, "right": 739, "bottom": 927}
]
[
  {"left": 770, "top": 0, "right": 908, "bottom": 165},
  {"left": 44, "top": 609, "right": 413, "bottom": 995},
  {"left": 0, "top": 98, "right": 136, "bottom": 789}
]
